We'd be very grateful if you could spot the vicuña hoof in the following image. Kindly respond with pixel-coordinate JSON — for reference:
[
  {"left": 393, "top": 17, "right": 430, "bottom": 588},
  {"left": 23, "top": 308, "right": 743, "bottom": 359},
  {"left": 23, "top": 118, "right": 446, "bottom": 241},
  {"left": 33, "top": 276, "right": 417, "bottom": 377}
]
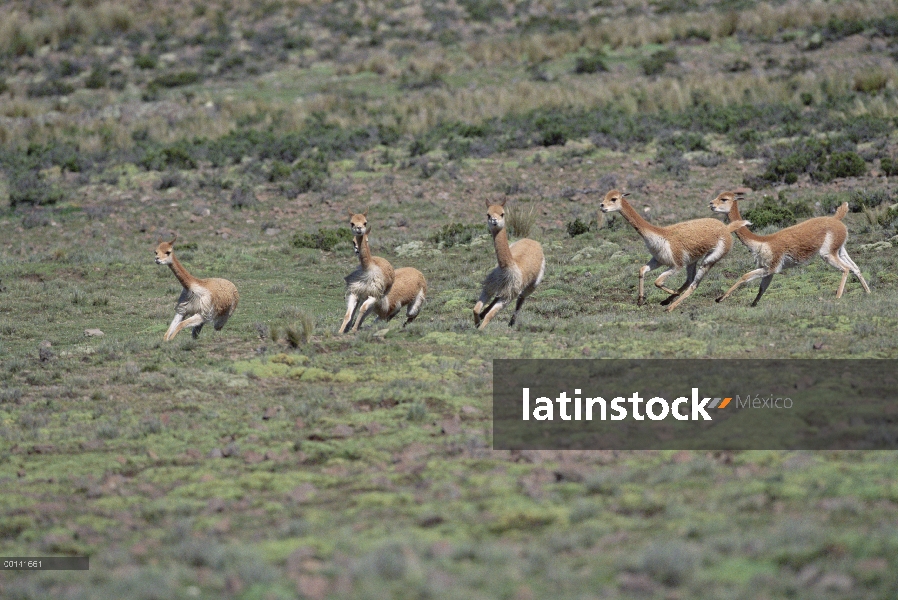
[
  {"left": 636, "top": 297, "right": 646, "bottom": 307},
  {"left": 659, "top": 294, "right": 679, "bottom": 306},
  {"left": 715, "top": 296, "right": 724, "bottom": 303}
]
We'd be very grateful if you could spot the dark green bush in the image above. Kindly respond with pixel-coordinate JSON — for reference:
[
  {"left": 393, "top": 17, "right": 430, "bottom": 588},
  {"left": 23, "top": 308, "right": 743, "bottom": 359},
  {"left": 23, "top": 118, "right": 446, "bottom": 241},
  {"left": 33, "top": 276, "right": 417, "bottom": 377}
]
[
  {"left": 135, "top": 54, "right": 158, "bottom": 69},
  {"left": 881, "top": 157, "right": 898, "bottom": 176},
  {"left": 742, "top": 193, "right": 813, "bottom": 229},
  {"left": 431, "top": 223, "right": 483, "bottom": 247},
  {"left": 150, "top": 71, "right": 201, "bottom": 88},
  {"left": 641, "top": 48, "right": 677, "bottom": 76},
  {"left": 84, "top": 65, "right": 108, "bottom": 89},
  {"left": 140, "top": 143, "right": 198, "bottom": 171},
  {"left": 566, "top": 218, "right": 592, "bottom": 237},
  {"left": 849, "top": 188, "right": 892, "bottom": 212},
  {"left": 27, "top": 79, "right": 75, "bottom": 97},
  {"left": 8, "top": 171, "right": 63, "bottom": 208},
  {"left": 574, "top": 52, "right": 608, "bottom": 75},
  {"left": 825, "top": 151, "right": 866, "bottom": 179},
  {"left": 291, "top": 228, "right": 348, "bottom": 251}
]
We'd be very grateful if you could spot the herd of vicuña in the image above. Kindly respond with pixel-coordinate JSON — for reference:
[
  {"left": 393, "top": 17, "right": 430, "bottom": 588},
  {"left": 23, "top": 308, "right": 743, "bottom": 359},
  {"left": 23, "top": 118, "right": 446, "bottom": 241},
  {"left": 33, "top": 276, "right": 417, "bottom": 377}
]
[{"left": 154, "top": 189, "right": 872, "bottom": 339}]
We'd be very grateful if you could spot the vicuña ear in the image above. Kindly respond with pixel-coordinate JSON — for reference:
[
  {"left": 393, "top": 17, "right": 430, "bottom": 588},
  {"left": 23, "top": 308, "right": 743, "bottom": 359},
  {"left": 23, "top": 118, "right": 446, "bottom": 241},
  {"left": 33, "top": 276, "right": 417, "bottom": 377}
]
[
  {"left": 169, "top": 235, "right": 177, "bottom": 245},
  {"left": 499, "top": 197, "right": 507, "bottom": 207},
  {"left": 362, "top": 208, "right": 368, "bottom": 217},
  {"left": 347, "top": 208, "right": 355, "bottom": 219},
  {"left": 622, "top": 192, "right": 631, "bottom": 198},
  {"left": 484, "top": 198, "right": 491, "bottom": 208}
]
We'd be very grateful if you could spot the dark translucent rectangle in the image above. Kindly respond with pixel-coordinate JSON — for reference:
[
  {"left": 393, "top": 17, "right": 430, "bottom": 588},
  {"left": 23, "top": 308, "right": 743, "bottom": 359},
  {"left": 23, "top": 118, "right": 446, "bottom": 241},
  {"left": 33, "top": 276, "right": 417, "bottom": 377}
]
[
  {"left": 493, "top": 360, "right": 898, "bottom": 450},
  {"left": 1, "top": 557, "right": 89, "bottom": 570}
]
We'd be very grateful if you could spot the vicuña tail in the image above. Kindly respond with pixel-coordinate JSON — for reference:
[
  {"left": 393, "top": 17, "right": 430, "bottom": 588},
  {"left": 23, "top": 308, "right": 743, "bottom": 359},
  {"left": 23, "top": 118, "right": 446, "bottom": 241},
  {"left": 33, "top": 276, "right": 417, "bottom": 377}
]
[{"left": 727, "top": 219, "right": 751, "bottom": 232}]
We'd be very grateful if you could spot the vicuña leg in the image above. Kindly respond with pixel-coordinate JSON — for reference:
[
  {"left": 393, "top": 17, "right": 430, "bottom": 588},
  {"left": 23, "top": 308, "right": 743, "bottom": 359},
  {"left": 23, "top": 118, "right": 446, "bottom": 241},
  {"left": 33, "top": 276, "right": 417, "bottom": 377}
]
[
  {"left": 837, "top": 246, "right": 871, "bottom": 294},
  {"left": 404, "top": 291, "right": 425, "bottom": 326},
  {"left": 637, "top": 258, "right": 662, "bottom": 306},
  {"left": 716, "top": 267, "right": 767, "bottom": 303},
  {"left": 509, "top": 286, "right": 535, "bottom": 327},
  {"left": 473, "top": 291, "right": 491, "bottom": 326},
  {"left": 352, "top": 296, "right": 378, "bottom": 332},
  {"left": 750, "top": 274, "right": 775, "bottom": 306},
  {"left": 171, "top": 314, "right": 205, "bottom": 340},
  {"left": 653, "top": 267, "right": 683, "bottom": 296},
  {"left": 164, "top": 313, "right": 184, "bottom": 341},
  {"left": 665, "top": 263, "right": 710, "bottom": 311},
  {"left": 822, "top": 252, "right": 853, "bottom": 298},
  {"left": 192, "top": 323, "right": 204, "bottom": 339},
  {"left": 478, "top": 299, "right": 507, "bottom": 330},
  {"left": 339, "top": 294, "right": 359, "bottom": 334}
]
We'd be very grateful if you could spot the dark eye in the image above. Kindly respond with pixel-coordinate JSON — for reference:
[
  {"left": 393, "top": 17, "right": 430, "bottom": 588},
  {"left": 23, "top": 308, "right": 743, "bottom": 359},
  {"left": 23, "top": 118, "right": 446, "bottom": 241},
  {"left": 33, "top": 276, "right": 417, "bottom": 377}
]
[{"left": 166, "top": 251, "right": 171, "bottom": 255}]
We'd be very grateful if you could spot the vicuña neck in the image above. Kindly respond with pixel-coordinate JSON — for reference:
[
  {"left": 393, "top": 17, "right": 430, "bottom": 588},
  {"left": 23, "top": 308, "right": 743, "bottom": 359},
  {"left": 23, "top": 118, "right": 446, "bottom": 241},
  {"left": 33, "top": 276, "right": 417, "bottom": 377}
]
[
  {"left": 492, "top": 228, "right": 515, "bottom": 270},
  {"left": 618, "top": 198, "right": 664, "bottom": 237},
  {"left": 169, "top": 254, "right": 199, "bottom": 289},
  {"left": 729, "top": 201, "right": 764, "bottom": 242},
  {"left": 356, "top": 234, "right": 373, "bottom": 269}
]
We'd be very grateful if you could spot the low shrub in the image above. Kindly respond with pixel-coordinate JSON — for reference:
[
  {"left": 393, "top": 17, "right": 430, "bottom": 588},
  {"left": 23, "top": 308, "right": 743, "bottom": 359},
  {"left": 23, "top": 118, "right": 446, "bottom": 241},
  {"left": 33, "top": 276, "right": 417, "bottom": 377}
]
[
  {"left": 431, "top": 223, "right": 483, "bottom": 247},
  {"left": 640, "top": 48, "right": 677, "bottom": 76},
  {"left": 150, "top": 71, "right": 201, "bottom": 88},
  {"left": 825, "top": 151, "right": 866, "bottom": 180},
  {"left": 291, "top": 228, "right": 348, "bottom": 251},
  {"left": 574, "top": 52, "right": 608, "bottom": 75},
  {"left": 742, "top": 193, "right": 813, "bottom": 229},
  {"left": 566, "top": 218, "right": 592, "bottom": 237}
]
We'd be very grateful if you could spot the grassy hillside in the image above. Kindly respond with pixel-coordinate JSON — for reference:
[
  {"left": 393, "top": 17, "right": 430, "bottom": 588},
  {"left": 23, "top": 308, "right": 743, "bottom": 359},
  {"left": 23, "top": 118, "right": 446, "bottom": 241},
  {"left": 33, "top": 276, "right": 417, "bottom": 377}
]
[{"left": 2, "top": 0, "right": 898, "bottom": 598}]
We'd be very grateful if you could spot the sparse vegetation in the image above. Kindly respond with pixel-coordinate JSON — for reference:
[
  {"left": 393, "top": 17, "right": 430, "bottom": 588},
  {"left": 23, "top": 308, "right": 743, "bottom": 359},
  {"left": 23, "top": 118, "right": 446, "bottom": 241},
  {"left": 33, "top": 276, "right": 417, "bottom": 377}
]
[{"left": 2, "top": 1, "right": 898, "bottom": 598}]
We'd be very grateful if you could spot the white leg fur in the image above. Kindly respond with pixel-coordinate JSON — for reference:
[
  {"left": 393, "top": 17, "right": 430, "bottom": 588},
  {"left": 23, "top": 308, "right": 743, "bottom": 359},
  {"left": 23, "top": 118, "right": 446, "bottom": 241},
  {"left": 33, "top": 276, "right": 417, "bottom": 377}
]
[{"left": 164, "top": 314, "right": 184, "bottom": 341}]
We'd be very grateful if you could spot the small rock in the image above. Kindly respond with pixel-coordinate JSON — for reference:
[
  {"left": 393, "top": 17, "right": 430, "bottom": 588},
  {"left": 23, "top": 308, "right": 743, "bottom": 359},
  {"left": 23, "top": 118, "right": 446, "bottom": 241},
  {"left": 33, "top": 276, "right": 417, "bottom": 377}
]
[
  {"left": 816, "top": 573, "right": 853, "bottom": 592},
  {"left": 263, "top": 406, "right": 281, "bottom": 420},
  {"left": 222, "top": 442, "right": 239, "bottom": 457},
  {"left": 289, "top": 483, "right": 317, "bottom": 503},
  {"left": 332, "top": 424, "right": 354, "bottom": 438},
  {"left": 84, "top": 329, "right": 105, "bottom": 337},
  {"left": 244, "top": 450, "right": 264, "bottom": 464},
  {"left": 208, "top": 448, "right": 224, "bottom": 459},
  {"left": 813, "top": 342, "right": 825, "bottom": 350},
  {"left": 39, "top": 347, "right": 54, "bottom": 362}
]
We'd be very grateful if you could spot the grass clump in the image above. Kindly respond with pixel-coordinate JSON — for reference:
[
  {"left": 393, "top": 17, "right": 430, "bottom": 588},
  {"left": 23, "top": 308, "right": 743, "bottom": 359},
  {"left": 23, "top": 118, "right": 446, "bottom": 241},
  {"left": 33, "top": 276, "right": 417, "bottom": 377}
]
[
  {"left": 291, "top": 228, "right": 347, "bottom": 251},
  {"left": 285, "top": 313, "right": 314, "bottom": 347},
  {"left": 505, "top": 203, "right": 539, "bottom": 238}
]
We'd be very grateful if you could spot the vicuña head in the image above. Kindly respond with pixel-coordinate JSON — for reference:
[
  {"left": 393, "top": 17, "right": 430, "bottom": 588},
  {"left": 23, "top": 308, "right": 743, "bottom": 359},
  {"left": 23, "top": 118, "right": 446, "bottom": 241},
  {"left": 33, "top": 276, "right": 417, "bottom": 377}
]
[
  {"left": 599, "top": 189, "right": 629, "bottom": 213},
  {"left": 473, "top": 197, "right": 546, "bottom": 330},
  {"left": 154, "top": 236, "right": 239, "bottom": 341},
  {"left": 347, "top": 208, "right": 370, "bottom": 238},
  {"left": 154, "top": 236, "right": 177, "bottom": 265}
]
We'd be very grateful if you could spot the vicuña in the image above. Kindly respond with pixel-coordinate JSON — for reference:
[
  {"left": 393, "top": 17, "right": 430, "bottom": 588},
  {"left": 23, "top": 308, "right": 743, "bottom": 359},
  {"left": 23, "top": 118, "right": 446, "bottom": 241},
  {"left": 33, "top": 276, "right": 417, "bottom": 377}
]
[
  {"left": 600, "top": 190, "right": 748, "bottom": 311},
  {"left": 473, "top": 198, "right": 545, "bottom": 330},
  {"left": 154, "top": 237, "right": 239, "bottom": 341},
  {"left": 710, "top": 192, "right": 871, "bottom": 305}
]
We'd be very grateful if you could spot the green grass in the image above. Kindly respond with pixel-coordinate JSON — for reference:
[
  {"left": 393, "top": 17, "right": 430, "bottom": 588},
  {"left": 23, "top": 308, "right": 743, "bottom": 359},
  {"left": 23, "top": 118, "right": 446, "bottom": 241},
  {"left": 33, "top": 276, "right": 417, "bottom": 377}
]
[{"left": 2, "top": 0, "right": 898, "bottom": 598}]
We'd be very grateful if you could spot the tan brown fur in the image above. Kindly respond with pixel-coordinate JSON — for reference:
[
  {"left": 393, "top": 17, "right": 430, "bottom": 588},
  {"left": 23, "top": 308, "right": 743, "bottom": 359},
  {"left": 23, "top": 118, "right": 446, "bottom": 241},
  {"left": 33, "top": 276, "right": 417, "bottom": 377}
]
[
  {"left": 372, "top": 266, "right": 427, "bottom": 326},
  {"left": 340, "top": 210, "right": 395, "bottom": 333},
  {"left": 154, "top": 237, "right": 239, "bottom": 341},
  {"left": 473, "top": 198, "right": 546, "bottom": 330},
  {"left": 710, "top": 192, "right": 871, "bottom": 305},
  {"left": 600, "top": 190, "right": 747, "bottom": 311}
]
